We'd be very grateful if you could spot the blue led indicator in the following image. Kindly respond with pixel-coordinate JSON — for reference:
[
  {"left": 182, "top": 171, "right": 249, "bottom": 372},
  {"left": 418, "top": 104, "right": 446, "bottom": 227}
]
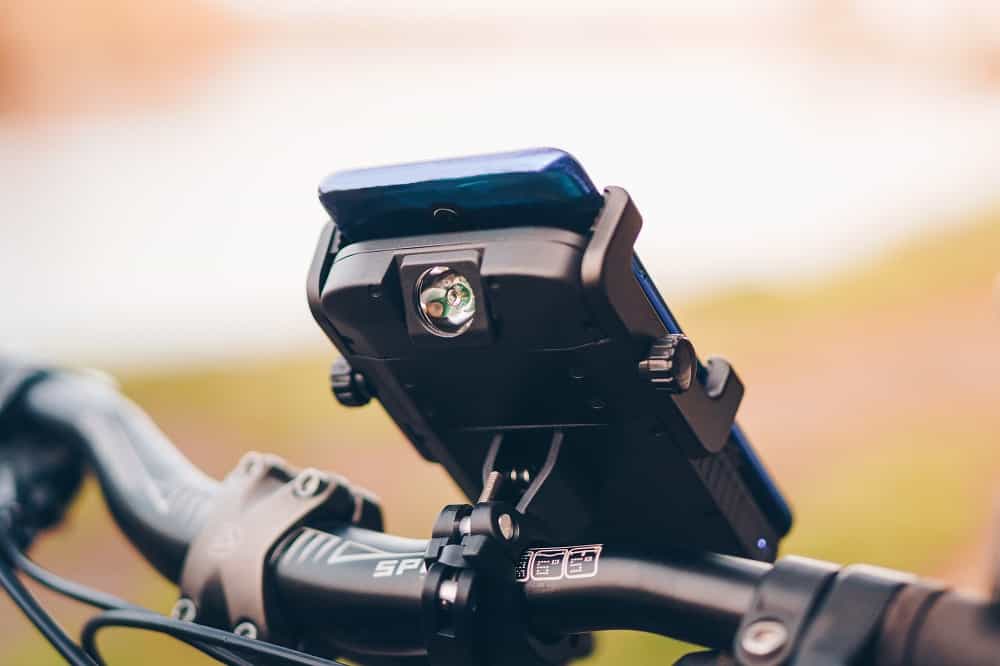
[{"left": 756, "top": 538, "right": 768, "bottom": 550}]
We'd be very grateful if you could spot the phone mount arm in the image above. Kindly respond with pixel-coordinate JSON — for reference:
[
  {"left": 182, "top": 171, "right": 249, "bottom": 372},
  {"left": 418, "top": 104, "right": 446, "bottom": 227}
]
[{"left": 585, "top": 187, "right": 743, "bottom": 456}]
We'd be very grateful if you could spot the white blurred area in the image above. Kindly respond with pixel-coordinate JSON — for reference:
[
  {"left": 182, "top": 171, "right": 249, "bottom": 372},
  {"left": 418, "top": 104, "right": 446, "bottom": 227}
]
[{"left": 2, "top": 0, "right": 1000, "bottom": 367}]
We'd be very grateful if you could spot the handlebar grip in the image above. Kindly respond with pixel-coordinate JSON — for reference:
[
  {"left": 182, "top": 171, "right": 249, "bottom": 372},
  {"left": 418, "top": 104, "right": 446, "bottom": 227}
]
[{"left": 19, "top": 372, "right": 220, "bottom": 580}]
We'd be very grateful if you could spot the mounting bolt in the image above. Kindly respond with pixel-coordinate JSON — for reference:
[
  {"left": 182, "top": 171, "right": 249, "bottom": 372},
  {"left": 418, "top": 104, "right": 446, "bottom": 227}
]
[
  {"left": 330, "top": 357, "right": 373, "bottom": 407},
  {"left": 171, "top": 598, "right": 197, "bottom": 622},
  {"left": 293, "top": 469, "right": 326, "bottom": 498},
  {"left": 233, "top": 621, "right": 259, "bottom": 640},
  {"left": 497, "top": 513, "right": 516, "bottom": 541},
  {"left": 439, "top": 579, "right": 459, "bottom": 608},
  {"left": 740, "top": 619, "right": 788, "bottom": 657},
  {"left": 638, "top": 334, "right": 696, "bottom": 394},
  {"left": 239, "top": 453, "right": 262, "bottom": 477}
]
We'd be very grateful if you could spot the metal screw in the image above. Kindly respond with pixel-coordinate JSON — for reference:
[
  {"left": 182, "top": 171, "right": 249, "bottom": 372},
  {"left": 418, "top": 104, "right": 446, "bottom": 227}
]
[
  {"left": 497, "top": 513, "right": 516, "bottom": 541},
  {"left": 293, "top": 469, "right": 325, "bottom": 498},
  {"left": 171, "top": 598, "right": 197, "bottom": 622},
  {"left": 233, "top": 621, "right": 259, "bottom": 640},
  {"left": 740, "top": 619, "right": 788, "bottom": 657},
  {"left": 508, "top": 469, "right": 531, "bottom": 484},
  {"left": 240, "top": 453, "right": 262, "bottom": 477},
  {"left": 439, "top": 579, "right": 459, "bottom": 608},
  {"left": 458, "top": 515, "right": 472, "bottom": 536}
]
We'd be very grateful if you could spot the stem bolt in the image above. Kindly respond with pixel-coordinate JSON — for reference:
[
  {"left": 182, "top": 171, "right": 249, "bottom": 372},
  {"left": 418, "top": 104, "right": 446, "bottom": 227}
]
[
  {"left": 740, "top": 619, "right": 788, "bottom": 657},
  {"left": 171, "top": 598, "right": 197, "bottom": 622},
  {"left": 293, "top": 469, "right": 325, "bottom": 498},
  {"left": 239, "top": 453, "right": 262, "bottom": 477},
  {"left": 233, "top": 621, "right": 259, "bottom": 640},
  {"left": 497, "top": 513, "right": 516, "bottom": 541}
]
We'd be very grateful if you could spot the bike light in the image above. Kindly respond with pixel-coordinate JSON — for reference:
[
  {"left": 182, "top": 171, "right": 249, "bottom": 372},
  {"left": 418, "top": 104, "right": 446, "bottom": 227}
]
[{"left": 416, "top": 266, "right": 477, "bottom": 337}]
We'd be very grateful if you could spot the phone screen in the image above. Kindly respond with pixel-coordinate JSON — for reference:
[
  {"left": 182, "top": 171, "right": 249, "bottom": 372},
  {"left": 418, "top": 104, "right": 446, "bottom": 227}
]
[{"left": 320, "top": 147, "right": 603, "bottom": 244}]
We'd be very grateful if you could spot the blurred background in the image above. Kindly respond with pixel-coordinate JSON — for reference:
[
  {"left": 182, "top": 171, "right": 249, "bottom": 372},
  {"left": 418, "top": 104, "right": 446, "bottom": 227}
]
[{"left": 2, "top": 0, "right": 999, "bottom": 663}]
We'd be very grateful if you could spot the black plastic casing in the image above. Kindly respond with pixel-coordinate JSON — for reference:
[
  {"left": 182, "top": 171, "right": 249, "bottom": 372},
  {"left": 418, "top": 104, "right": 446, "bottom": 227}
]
[{"left": 307, "top": 188, "right": 780, "bottom": 560}]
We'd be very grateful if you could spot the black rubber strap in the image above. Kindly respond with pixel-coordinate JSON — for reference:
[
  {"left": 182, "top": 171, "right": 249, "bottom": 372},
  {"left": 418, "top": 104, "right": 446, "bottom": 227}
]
[
  {"left": 791, "top": 564, "right": 911, "bottom": 666},
  {"left": 873, "top": 580, "right": 946, "bottom": 666}
]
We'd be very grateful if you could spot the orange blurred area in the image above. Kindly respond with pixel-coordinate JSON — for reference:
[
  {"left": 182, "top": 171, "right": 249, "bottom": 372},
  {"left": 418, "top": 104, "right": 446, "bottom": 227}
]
[
  {"left": 4, "top": 0, "right": 1000, "bottom": 124},
  {"left": 0, "top": 0, "right": 253, "bottom": 121}
]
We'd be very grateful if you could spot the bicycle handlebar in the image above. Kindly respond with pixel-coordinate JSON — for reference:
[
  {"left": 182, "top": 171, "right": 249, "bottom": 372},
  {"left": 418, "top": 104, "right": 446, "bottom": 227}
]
[
  {"left": 20, "top": 371, "right": 217, "bottom": 580},
  {"left": 6, "top": 368, "right": 1000, "bottom": 665}
]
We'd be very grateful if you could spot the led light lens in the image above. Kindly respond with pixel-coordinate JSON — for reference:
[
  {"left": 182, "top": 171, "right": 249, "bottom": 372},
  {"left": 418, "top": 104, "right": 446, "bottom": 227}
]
[{"left": 416, "top": 266, "right": 477, "bottom": 337}]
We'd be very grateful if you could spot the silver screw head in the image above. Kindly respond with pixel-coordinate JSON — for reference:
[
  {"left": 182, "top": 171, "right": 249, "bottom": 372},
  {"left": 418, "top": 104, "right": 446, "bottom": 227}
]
[
  {"left": 171, "top": 598, "right": 197, "bottom": 622},
  {"left": 741, "top": 619, "right": 788, "bottom": 657},
  {"left": 293, "top": 469, "right": 325, "bottom": 498},
  {"left": 233, "top": 621, "right": 259, "bottom": 640},
  {"left": 439, "top": 579, "right": 459, "bottom": 608},
  {"left": 239, "top": 452, "right": 264, "bottom": 477},
  {"left": 497, "top": 513, "right": 516, "bottom": 541},
  {"left": 458, "top": 515, "right": 472, "bottom": 536}
]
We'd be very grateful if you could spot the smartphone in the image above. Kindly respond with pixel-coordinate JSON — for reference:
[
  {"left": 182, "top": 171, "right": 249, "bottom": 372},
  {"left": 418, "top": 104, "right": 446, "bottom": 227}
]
[{"left": 312, "top": 148, "right": 792, "bottom": 558}]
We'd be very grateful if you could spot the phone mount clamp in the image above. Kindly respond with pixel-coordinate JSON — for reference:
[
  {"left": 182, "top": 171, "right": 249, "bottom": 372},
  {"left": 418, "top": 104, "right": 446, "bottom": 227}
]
[{"left": 421, "top": 468, "right": 592, "bottom": 666}]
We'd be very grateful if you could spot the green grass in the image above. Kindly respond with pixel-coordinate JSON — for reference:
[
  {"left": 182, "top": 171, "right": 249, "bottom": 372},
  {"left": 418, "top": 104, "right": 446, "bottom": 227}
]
[{"left": 783, "top": 421, "right": 998, "bottom": 572}]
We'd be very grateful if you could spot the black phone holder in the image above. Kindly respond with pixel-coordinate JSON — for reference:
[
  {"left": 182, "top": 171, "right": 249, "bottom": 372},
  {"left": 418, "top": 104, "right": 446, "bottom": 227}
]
[{"left": 308, "top": 186, "right": 778, "bottom": 561}]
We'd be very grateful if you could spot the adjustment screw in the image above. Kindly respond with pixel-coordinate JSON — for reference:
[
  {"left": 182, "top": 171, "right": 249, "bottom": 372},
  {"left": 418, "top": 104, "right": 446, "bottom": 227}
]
[
  {"left": 233, "top": 621, "right": 259, "bottom": 640},
  {"left": 638, "top": 335, "right": 696, "bottom": 394},
  {"left": 740, "top": 619, "right": 788, "bottom": 657},
  {"left": 330, "top": 357, "right": 372, "bottom": 407},
  {"left": 171, "top": 598, "right": 197, "bottom": 622},
  {"left": 497, "top": 513, "right": 516, "bottom": 541},
  {"left": 293, "top": 469, "right": 326, "bottom": 498}
]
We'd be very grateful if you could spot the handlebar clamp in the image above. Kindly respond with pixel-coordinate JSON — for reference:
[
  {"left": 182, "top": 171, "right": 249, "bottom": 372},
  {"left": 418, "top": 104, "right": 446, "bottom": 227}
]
[{"left": 175, "top": 452, "right": 382, "bottom": 643}]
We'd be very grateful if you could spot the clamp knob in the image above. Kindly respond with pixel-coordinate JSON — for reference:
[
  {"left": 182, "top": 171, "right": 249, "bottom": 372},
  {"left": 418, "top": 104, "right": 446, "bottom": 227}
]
[
  {"left": 638, "top": 335, "right": 696, "bottom": 394},
  {"left": 330, "top": 357, "right": 372, "bottom": 407}
]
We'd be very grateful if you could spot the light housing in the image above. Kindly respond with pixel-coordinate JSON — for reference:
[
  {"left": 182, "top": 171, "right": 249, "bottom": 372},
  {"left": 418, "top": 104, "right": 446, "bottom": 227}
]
[{"left": 415, "top": 266, "right": 477, "bottom": 337}]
